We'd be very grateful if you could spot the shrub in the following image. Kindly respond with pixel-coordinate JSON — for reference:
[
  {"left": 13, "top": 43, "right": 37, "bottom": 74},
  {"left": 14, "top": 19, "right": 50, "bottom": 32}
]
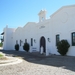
[
  {"left": 15, "top": 44, "right": 19, "bottom": 51},
  {"left": 23, "top": 43, "right": 30, "bottom": 52},
  {"left": 57, "top": 40, "right": 70, "bottom": 56},
  {"left": 0, "top": 43, "right": 3, "bottom": 47}
]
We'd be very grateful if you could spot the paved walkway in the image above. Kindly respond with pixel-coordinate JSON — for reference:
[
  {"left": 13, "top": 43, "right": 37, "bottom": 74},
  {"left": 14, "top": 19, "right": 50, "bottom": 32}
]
[
  {"left": 0, "top": 56, "right": 23, "bottom": 66},
  {"left": 0, "top": 50, "right": 75, "bottom": 75}
]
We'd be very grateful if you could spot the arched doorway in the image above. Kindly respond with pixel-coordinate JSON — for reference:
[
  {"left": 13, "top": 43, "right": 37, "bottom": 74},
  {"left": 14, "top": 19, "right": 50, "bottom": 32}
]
[{"left": 40, "top": 36, "right": 46, "bottom": 53}]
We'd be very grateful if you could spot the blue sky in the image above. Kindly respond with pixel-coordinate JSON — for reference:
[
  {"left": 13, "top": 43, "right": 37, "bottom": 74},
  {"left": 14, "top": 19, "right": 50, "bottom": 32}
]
[{"left": 0, "top": 0, "right": 75, "bottom": 34}]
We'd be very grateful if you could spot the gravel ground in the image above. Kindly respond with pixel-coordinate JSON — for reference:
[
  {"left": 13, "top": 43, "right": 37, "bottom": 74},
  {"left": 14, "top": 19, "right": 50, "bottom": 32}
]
[{"left": 0, "top": 50, "right": 75, "bottom": 75}]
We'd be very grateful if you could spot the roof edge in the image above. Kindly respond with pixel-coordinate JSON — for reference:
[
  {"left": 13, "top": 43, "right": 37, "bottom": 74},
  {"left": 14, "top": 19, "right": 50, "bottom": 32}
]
[{"left": 50, "top": 4, "right": 75, "bottom": 18}]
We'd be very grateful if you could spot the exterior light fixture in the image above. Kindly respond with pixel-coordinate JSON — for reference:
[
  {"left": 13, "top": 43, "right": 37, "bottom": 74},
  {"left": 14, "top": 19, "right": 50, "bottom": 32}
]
[
  {"left": 48, "top": 38, "right": 50, "bottom": 42},
  {"left": 34, "top": 39, "right": 36, "bottom": 43}
]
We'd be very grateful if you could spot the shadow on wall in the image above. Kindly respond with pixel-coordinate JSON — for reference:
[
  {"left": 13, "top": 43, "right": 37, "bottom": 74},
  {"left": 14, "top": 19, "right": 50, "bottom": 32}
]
[{"left": 0, "top": 50, "right": 75, "bottom": 72}]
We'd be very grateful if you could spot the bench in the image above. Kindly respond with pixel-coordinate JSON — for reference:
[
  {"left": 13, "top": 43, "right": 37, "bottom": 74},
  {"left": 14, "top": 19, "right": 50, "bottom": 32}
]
[{"left": 32, "top": 47, "right": 37, "bottom": 52}]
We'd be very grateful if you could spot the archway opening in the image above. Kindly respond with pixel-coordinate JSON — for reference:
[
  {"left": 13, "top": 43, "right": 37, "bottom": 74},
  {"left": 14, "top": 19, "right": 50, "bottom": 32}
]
[{"left": 40, "top": 36, "right": 46, "bottom": 53}]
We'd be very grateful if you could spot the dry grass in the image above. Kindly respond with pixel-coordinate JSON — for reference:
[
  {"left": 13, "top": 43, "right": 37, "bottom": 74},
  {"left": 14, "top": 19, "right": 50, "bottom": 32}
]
[
  {"left": 0, "top": 54, "right": 7, "bottom": 60},
  {"left": 0, "top": 54, "right": 3, "bottom": 57}
]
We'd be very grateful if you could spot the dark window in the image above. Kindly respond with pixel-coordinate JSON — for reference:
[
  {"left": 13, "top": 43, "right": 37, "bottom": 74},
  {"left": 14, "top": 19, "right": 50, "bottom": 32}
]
[
  {"left": 16, "top": 40, "right": 18, "bottom": 44},
  {"left": 72, "top": 32, "right": 75, "bottom": 46},
  {"left": 31, "top": 38, "right": 33, "bottom": 46},
  {"left": 20, "top": 40, "right": 21, "bottom": 46},
  {"left": 56, "top": 34, "right": 60, "bottom": 46},
  {"left": 25, "top": 39, "right": 27, "bottom": 43}
]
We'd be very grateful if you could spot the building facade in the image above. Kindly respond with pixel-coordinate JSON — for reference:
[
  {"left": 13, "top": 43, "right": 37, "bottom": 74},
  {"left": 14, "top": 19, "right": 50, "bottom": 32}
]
[{"left": 3, "top": 5, "right": 75, "bottom": 56}]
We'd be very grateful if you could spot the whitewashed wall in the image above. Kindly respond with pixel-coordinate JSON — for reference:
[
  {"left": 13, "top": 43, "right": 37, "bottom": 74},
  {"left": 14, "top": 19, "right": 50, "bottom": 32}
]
[
  {"left": 3, "top": 5, "right": 75, "bottom": 56},
  {"left": 50, "top": 6, "right": 75, "bottom": 56},
  {"left": 3, "top": 26, "right": 15, "bottom": 50}
]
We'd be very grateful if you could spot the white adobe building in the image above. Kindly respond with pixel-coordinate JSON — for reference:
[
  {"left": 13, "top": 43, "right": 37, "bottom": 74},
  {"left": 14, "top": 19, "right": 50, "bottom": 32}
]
[{"left": 2, "top": 4, "right": 75, "bottom": 56}]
